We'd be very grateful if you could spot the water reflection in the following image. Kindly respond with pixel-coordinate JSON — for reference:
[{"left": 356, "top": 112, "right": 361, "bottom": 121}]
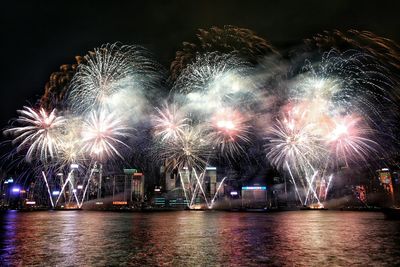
[{"left": 0, "top": 211, "right": 399, "bottom": 266}]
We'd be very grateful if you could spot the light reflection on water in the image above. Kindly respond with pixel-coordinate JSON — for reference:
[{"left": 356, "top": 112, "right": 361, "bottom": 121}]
[{"left": 0, "top": 211, "right": 399, "bottom": 266}]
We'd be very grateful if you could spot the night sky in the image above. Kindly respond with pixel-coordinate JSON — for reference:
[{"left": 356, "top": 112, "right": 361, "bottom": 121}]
[{"left": 1, "top": 0, "right": 399, "bottom": 127}]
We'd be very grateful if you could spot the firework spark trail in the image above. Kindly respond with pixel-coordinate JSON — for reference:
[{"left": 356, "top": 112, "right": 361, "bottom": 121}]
[
  {"left": 285, "top": 161, "right": 303, "bottom": 205},
  {"left": 79, "top": 165, "right": 97, "bottom": 208},
  {"left": 152, "top": 104, "right": 189, "bottom": 142},
  {"left": 54, "top": 169, "right": 79, "bottom": 207},
  {"left": 157, "top": 126, "right": 211, "bottom": 171},
  {"left": 64, "top": 174, "right": 80, "bottom": 206},
  {"left": 192, "top": 169, "right": 210, "bottom": 208},
  {"left": 207, "top": 108, "right": 252, "bottom": 159},
  {"left": 41, "top": 171, "right": 54, "bottom": 208},
  {"left": 326, "top": 115, "right": 379, "bottom": 166},
  {"left": 189, "top": 180, "right": 199, "bottom": 207},
  {"left": 291, "top": 50, "right": 398, "bottom": 127},
  {"left": 56, "top": 117, "right": 86, "bottom": 168},
  {"left": 3, "top": 38, "right": 400, "bottom": 209},
  {"left": 324, "top": 174, "right": 334, "bottom": 200},
  {"left": 209, "top": 176, "right": 227, "bottom": 209},
  {"left": 166, "top": 51, "right": 261, "bottom": 208},
  {"left": 178, "top": 170, "right": 190, "bottom": 208},
  {"left": 188, "top": 168, "right": 205, "bottom": 207},
  {"left": 81, "top": 110, "right": 131, "bottom": 160},
  {"left": 304, "top": 170, "right": 320, "bottom": 205},
  {"left": 265, "top": 113, "right": 325, "bottom": 172},
  {"left": 55, "top": 170, "right": 72, "bottom": 206},
  {"left": 265, "top": 48, "right": 396, "bottom": 206},
  {"left": 68, "top": 43, "right": 163, "bottom": 115},
  {"left": 4, "top": 107, "right": 66, "bottom": 163},
  {"left": 172, "top": 52, "right": 256, "bottom": 116}
]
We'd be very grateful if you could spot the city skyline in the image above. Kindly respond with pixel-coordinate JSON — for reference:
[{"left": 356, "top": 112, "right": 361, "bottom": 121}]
[{"left": 1, "top": 2, "right": 400, "bottom": 266}]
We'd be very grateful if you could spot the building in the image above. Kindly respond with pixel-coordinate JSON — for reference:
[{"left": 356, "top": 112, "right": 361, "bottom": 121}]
[{"left": 241, "top": 185, "right": 267, "bottom": 208}]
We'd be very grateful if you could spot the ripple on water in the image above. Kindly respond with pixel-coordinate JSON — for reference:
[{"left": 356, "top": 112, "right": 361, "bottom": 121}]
[{"left": 0, "top": 211, "right": 399, "bottom": 266}]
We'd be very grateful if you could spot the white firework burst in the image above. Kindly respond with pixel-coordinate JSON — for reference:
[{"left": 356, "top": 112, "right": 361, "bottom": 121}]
[
  {"left": 68, "top": 43, "right": 163, "bottom": 114},
  {"left": 265, "top": 109, "right": 326, "bottom": 171},
  {"left": 291, "top": 49, "right": 397, "bottom": 121},
  {"left": 207, "top": 108, "right": 251, "bottom": 158},
  {"left": 157, "top": 125, "right": 212, "bottom": 171},
  {"left": 173, "top": 52, "right": 255, "bottom": 113},
  {"left": 81, "top": 110, "right": 132, "bottom": 160},
  {"left": 326, "top": 115, "right": 379, "bottom": 166},
  {"left": 4, "top": 106, "right": 66, "bottom": 163},
  {"left": 152, "top": 104, "right": 189, "bottom": 142}
]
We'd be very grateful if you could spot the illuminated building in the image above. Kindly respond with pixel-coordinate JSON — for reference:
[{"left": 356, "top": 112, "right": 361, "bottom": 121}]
[{"left": 241, "top": 185, "right": 267, "bottom": 208}]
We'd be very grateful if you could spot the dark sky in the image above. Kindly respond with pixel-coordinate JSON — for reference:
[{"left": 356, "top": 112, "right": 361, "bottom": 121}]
[{"left": 1, "top": 0, "right": 400, "bottom": 127}]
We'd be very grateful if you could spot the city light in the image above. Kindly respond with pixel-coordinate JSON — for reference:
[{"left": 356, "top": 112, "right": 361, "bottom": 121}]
[
  {"left": 11, "top": 187, "right": 20, "bottom": 193},
  {"left": 1, "top": 29, "right": 399, "bottom": 213},
  {"left": 112, "top": 201, "right": 127, "bottom": 205},
  {"left": 242, "top": 186, "right": 267, "bottom": 190}
]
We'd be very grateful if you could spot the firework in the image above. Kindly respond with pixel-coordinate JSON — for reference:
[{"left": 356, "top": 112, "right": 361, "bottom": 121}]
[
  {"left": 67, "top": 43, "right": 164, "bottom": 114},
  {"left": 4, "top": 106, "right": 66, "bottom": 163},
  {"left": 207, "top": 108, "right": 251, "bottom": 158},
  {"left": 326, "top": 115, "right": 379, "bottom": 166},
  {"left": 300, "top": 30, "right": 400, "bottom": 80},
  {"left": 291, "top": 50, "right": 397, "bottom": 122},
  {"left": 81, "top": 110, "right": 132, "bottom": 160},
  {"left": 152, "top": 104, "right": 189, "bottom": 142},
  {"left": 265, "top": 107, "right": 326, "bottom": 171},
  {"left": 157, "top": 125, "right": 211, "bottom": 171},
  {"left": 170, "top": 25, "right": 279, "bottom": 81},
  {"left": 56, "top": 116, "right": 86, "bottom": 167},
  {"left": 173, "top": 52, "right": 255, "bottom": 113},
  {"left": 263, "top": 48, "right": 399, "bottom": 206},
  {"left": 3, "top": 30, "right": 400, "bottom": 210}
]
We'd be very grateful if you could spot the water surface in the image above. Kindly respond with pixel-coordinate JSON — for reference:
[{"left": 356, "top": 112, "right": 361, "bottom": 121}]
[{"left": 0, "top": 211, "right": 399, "bottom": 266}]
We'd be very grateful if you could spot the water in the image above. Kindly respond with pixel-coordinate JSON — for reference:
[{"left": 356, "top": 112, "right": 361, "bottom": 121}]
[{"left": 0, "top": 211, "right": 399, "bottom": 266}]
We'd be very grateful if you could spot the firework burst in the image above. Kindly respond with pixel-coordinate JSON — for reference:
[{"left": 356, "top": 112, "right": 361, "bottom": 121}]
[
  {"left": 57, "top": 117, "right": 86, "bottom": 167},
  {"left": 265, "top": 109, "right": 326, "bottom": 172},
  {"left": 207, "top": 108, "right": 251, "bottom": 159},
  {"left": 173, "top": 52, "right": 255, "bottom": 113},
  {"left": 291, "top": 49, "right": 397, "bottom": 122},
  {"left": 152, "top": 104, "right": 189, "bottom": 142},
  {"left": 81, "top": 110, "right": 132, "bottom": 160},
  {"left": 68, "top": 43, "right": 163, "bottom": 114},
  {"left": 326, "top": 115, "right": 379, "bottom": 166},
  {"left": 4, "top": 106, "right": 66, "bottom": 163},
  {"left": 157, "top": 125, "right": 211, "bottom": 171}
]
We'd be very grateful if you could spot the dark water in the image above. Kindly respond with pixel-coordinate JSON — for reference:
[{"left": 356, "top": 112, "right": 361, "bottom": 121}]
[{"left": 0, "top": 211, "right": 399, "bottom": 266}]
